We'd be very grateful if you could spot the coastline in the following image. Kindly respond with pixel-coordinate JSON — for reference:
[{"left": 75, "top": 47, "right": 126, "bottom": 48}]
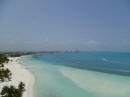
[{"left": 0, "top": 56, "right": 35, "bottom": 97}]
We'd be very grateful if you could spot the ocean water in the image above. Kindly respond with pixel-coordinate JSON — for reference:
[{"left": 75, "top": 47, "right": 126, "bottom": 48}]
[{"left": 19, "top": 52, "right": 130, "bottom": 97}]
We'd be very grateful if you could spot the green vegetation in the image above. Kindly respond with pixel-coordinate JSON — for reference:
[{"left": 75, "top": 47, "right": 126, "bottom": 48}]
[
  {"left": 0, "top": 64, "right": 4, "bottom": 68},
  {"left": 0, "top": 51, "right": 46, "bottom": 57},
  {"left": 1, "top": 82, "right": 25, "bottom": 97},
  {"left": 0, "top": 54, "right": 26, "bottom": 97},
  {"left": 0, "top": 68, "right": 12, "bottom": 82},
  {"left": 0, "top": 54, "right": 9, "bottom": 65},
  {"left": 0, "top": 54, "right": 12, "bottom": 82}
]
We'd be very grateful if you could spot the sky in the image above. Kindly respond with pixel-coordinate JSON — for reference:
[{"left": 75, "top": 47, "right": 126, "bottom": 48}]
[{"left": 0, "top": 0, "right": 130, "bottom": 52}]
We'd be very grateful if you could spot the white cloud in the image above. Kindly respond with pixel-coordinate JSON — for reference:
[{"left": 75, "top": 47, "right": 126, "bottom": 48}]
[{"left": 86, "top": 40, "right": 99, "bottom": 45}]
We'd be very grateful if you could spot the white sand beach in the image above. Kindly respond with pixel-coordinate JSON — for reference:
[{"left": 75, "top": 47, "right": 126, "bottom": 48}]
[{"left": 0, "top": 57, "right": 35, "bottom": 97}]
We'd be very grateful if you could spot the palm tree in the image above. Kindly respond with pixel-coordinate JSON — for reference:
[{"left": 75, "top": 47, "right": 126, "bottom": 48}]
[
  {"left": 18, "top": 82, "right": 25, "bottom": 93},
  {"left": 18, "top": 82, "right": 25, "bottom": 97},
  {"left": 1, "top": 82, "right": 25, "bottom": 97},
  {"left": 0, "top": 68, "right": 12, "bottom": 82}
]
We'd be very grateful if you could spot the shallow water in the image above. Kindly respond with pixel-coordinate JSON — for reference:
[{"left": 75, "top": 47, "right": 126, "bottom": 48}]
[{"left": 19, "top": 52, "right": 130, "bottom": 97}]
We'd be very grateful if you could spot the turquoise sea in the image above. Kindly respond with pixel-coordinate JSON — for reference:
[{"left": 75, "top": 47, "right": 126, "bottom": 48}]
[{"left": 19, "top": 52, "right": 130, "bottom": 97}]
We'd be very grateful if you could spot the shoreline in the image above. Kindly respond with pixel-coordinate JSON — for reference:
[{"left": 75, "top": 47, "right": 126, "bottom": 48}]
[
  {"left": 17, "top": 56, "right": 35, "bottom": 97},
  {"left": 0, "top": 56, "right": 35, "bottom": 97}
]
